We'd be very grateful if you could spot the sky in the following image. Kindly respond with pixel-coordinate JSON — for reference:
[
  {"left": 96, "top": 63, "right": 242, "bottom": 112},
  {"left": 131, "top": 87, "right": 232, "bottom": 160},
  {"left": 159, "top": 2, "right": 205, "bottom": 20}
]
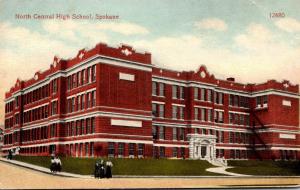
[{"left": 0, "top": 0, "right": 300, "bottom": 125}]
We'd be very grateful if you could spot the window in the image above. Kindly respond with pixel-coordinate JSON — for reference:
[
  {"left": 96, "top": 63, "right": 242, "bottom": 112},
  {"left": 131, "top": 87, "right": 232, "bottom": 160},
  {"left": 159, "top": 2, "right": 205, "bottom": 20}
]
[
  {"left": 229, "top": 113, "right": 234, "bottom": 124},
  {"left": 76, "top": 121, "right": 80, "bottom": 136},
  {"left": 152, "top": 126, "right": 157, "bottom": 140},
  {"left": 172, "top": 86, "right": 177, "bottom": 99},
  {"left": 244, "top": 97, "right": 249, "bottom": 108},
  {"left": 256, "top": 96, "right": 261, "bottom": 107},
  {"left": 179, "top": 128, "right": 184, "bottom": 140},
  {"left": 50, "top": 124, "right": 56, "bottom": 138},
  {"left": 207, "top": 90, "right": 212, "bottom": 102},
  {"left": 239, "top": 96, "right": 244, "bottom": 107},
  {"left": 159, "top": 147, "right": 165, "bottom": 158},
  {"left": 52, "top": 79, "right": 57, "bottom": 94},
  {"left": 179, "top": 86, "right": 184, "bottom": 99},
  {"left": 219, "top": 131, "right": 224, "bottom": 143},
  {"left": 208, "top": 109, "right": 213, "bottom": 122},
  {"left": 200, "top": 88, "right": 205, "bottom": 101},
  {"left": 71, "top": 122, "right": 75, "bottom": 136},
  {"left": 91, "top": 65, "right": 96, "bottom": 82},
  {"left": 194, "top": 88, "right": 198, "bottom": 100},
  {"left": 240, "top": 115, "right": 245, "bottom": 125},
  {"left": 51, "top": 101, "right": 57, "bottom": 115},
  {"left": 15, "top": 114, "right": 19, "bottom": 125},
  {"left": 81, "top": 94, "right": 85, "bottom": 110},
  {"left": 76, "top": 72, "right": 80, "bottom": 87},
  {"left": 138, "top": 144, "right": 144, "bottom": 157},
  {"left": 91, "top": 117, "right": 95, "bottom": 133},
  {"left": 214, "top": 92, "right": 217, "bottom": 103},
  {"left": 172, "top": 106, "right": 178, "bottom": 119},
  {"left": 180, "top": 147, "right": 185, "bottom": 158},
  {"left": 152, "top": 104, "right": 158, "bottom": 117},
  {"left": 129, "top": 143, "right": 135, "bottom": 157},
  {"left": 229, "top": 95, "right": 234, "bottom": 106},
  {"left": 15, "top": 96, "right": 19, "bottom": 108},
  {"left": 86, "top": 118, "right": 90, "bottom": 134},
  {"left": 72, "top": 74, "right": 76, "bottom": 89},
  {"left": 229, "top": 132, "right": 234, "bottom": 143},
  {"left": 218, "top": 112, "right": 224, "bottom": 123},
  {"left": 159, "top": 83, "right": 164, "bottom": 96},
  {"left": 92, "top": 91, "right": 96, "bottom": 107},
  {"left": 172, "top": 128, "right": 177, "bottom": 140},
  {"left": 230, "top": 150, "right": 235, "bottom": 159},
  {"left": 159, "top": 126, "right": 165, "bottom": 140},
  {"left": 234, "top": 96, "right": 238, "bottom": 107},
  {"left": 90, "top": 142, "right": 94, "bottom": 157},
  {"left": 118, "top": 143, "right": 124, "bottom": 157},
  {"left": 67, "top": 99, "right": 70, "bottom": 113},
  {"left": 87, "top": 67, "right": 91, "bottom": 83},
  {"left": 179, "top": 107, "right": 184, "bottom": 119},
  {"left": 71, "top": 98, "right": 75, "bottom": 112},
  {"left": 235, "top": 132, "right": 240, "bottom": 144},
  {"left": 172, "top": 147, "right": 178, "bottom": 157},
  {"left": 108, "top": 142, "right": 114, "bottom": 157},
  {"left": 234, "top": 114, "right": 239, "bottom": 124},
  {"left": 78, "top": 72, "right": 81, "bottom": 86},
  {"left": 77, "top": 96, "right": 80, "bottom": 111},
  {"left": 159, "top": 104, "right": 164, "bottom": 118},
  {"left": 87, "top": 93, "right": 91, "bottom": 108},
  {"left": 201, "top": 108, "right": 206, "bottom": 121},
  {"left": 241, "top": 133, "right": 245, "bottom": 144},
  {"left": 218, "top": 93, "right": 223, "bottom": 104},
  {"left": 194, "top": 108, "right": 198, "bottom": 120},
  {"left": 263, "top": 95, "right": 268, "bottom": 105},
  {"left": 245, "top": 115, "right": 250, "bottom": 126},
  {"left": 216, "top": 131, "right": 220, "bottom": 143},
  {"left": 152, "top": 82, "right": 157, "bottom": 96},
  {"left": 81, "top": 120, "right": 85, "bottom": 135},
  {"left": 81, "top": 70, "right": 85, "bottom": 84}
]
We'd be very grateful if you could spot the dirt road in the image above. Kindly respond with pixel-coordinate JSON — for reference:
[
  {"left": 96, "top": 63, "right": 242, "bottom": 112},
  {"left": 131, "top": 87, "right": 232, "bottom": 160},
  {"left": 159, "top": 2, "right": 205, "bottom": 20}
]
[{"left": 0, "top": 161, "right": 299, "bottom": 189}]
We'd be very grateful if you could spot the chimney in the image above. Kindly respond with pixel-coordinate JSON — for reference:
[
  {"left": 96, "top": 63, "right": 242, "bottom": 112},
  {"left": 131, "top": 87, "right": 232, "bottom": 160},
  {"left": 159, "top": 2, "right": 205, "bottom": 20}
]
[{"left": 227, "top": 77, "right": 235, "bottom": 82}]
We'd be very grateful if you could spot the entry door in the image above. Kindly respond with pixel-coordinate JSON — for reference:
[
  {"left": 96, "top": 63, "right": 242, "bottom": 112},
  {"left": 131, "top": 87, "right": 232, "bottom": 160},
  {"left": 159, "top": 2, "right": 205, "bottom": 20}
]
[
  {"left": 201, "top": 146, "right": 207, "bottom": 158},
  {"left": 49, "top": 145, "right": 55, "bottom": 154}
]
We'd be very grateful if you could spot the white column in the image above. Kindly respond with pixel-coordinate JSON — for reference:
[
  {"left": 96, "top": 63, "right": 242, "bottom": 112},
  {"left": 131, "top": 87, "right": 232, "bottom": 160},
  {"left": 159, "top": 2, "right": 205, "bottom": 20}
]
[
  {"left": 198, "top": 145, "right": 201, "bottom": 159},
  {"left": 206, "top": 146, "right": 210, "bottom": 160}
]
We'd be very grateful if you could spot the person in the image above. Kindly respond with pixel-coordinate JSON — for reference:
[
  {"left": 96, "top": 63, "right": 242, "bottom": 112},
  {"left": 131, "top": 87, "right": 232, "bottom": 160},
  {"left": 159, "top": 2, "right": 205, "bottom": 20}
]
[
  {"left": 99, "top": 159, "right": 105, "bottom": 178},
  {"left": 50, "top": 156, "right": 56, "bottom": 173},
  {"left": 105, "top": 160, "right": 113, "bottom": 178},
  {"left": 55, "top": 156, "right": 62, "bottom": 172},
  {"left": 94, "top": 162, "right": 100, "bottom": 178},
  {"left": 7, "top": 150, "right": 12, "bottom": 160}
]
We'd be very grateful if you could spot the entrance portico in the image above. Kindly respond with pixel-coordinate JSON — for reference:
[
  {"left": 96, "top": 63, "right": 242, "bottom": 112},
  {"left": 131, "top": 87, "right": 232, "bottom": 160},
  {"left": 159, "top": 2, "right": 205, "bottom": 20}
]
[{"left": 187, "top": 134, "right": 216, "bottom": 161}]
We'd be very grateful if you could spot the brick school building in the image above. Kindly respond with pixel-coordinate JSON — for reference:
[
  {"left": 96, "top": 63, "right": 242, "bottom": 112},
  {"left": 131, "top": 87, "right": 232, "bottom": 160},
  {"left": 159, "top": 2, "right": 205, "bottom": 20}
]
[{"left": 3, "top": 42, "right": 300, "bottom": 162}]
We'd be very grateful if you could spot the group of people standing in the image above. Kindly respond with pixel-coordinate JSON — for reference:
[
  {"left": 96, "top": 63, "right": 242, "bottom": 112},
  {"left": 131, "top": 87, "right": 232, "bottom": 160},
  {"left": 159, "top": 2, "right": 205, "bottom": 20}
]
[
  {"left": 50, "top": 156, "right": 62, "bottom": 173},
  {"left": 48, "top": 155, "right": 113, "bottom": 178},
  {"left": 94, "top": 159, "right": 113, "bottom": 179}
]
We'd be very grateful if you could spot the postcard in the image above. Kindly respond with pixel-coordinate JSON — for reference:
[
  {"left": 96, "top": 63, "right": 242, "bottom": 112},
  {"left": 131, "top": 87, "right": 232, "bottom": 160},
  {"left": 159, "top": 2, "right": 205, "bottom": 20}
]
[{"left": 0, "top": 0, "right": 300, "bottom": 189}]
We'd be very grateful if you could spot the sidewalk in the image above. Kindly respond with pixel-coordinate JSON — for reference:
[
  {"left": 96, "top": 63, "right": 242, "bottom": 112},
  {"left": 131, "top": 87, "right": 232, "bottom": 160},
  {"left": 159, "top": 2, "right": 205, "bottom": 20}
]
[
  {"left": 0, "top": 157, "right": 91, "bottom": 178},
  {"left": 206, "top": 166, "right": 252, "bottom": 176}
]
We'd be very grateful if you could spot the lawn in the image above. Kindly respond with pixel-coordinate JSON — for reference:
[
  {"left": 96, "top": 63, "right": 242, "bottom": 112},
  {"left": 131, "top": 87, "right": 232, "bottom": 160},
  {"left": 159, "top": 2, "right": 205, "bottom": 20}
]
[
  {"left": 227, "top": 160, "right": 300, "bottom": 176},
  {"left": 12, "top": 155, "right": 220, "bottom": 176}
]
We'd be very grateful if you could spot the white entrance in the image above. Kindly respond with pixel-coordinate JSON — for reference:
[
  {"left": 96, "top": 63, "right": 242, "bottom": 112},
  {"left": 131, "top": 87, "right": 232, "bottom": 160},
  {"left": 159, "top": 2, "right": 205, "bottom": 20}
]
[{"left": 187, "top": 134, "right": 216, "bottom": 161}]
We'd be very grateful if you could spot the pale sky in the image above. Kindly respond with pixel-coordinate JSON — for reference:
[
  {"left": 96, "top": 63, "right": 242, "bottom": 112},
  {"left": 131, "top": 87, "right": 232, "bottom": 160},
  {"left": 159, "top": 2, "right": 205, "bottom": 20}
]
[{"left": 0, "top": 0, "right": 300, "bottom": 125}]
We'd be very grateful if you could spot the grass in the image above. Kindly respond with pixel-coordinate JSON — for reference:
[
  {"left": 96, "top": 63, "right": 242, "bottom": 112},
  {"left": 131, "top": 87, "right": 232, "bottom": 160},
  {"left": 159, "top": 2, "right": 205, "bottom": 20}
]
[
  {"left": 227, "top": 160, "right": 300, "bottom": 176},
  {"left": 12, "top": 155, "right": 220, "bottom": 176}
]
